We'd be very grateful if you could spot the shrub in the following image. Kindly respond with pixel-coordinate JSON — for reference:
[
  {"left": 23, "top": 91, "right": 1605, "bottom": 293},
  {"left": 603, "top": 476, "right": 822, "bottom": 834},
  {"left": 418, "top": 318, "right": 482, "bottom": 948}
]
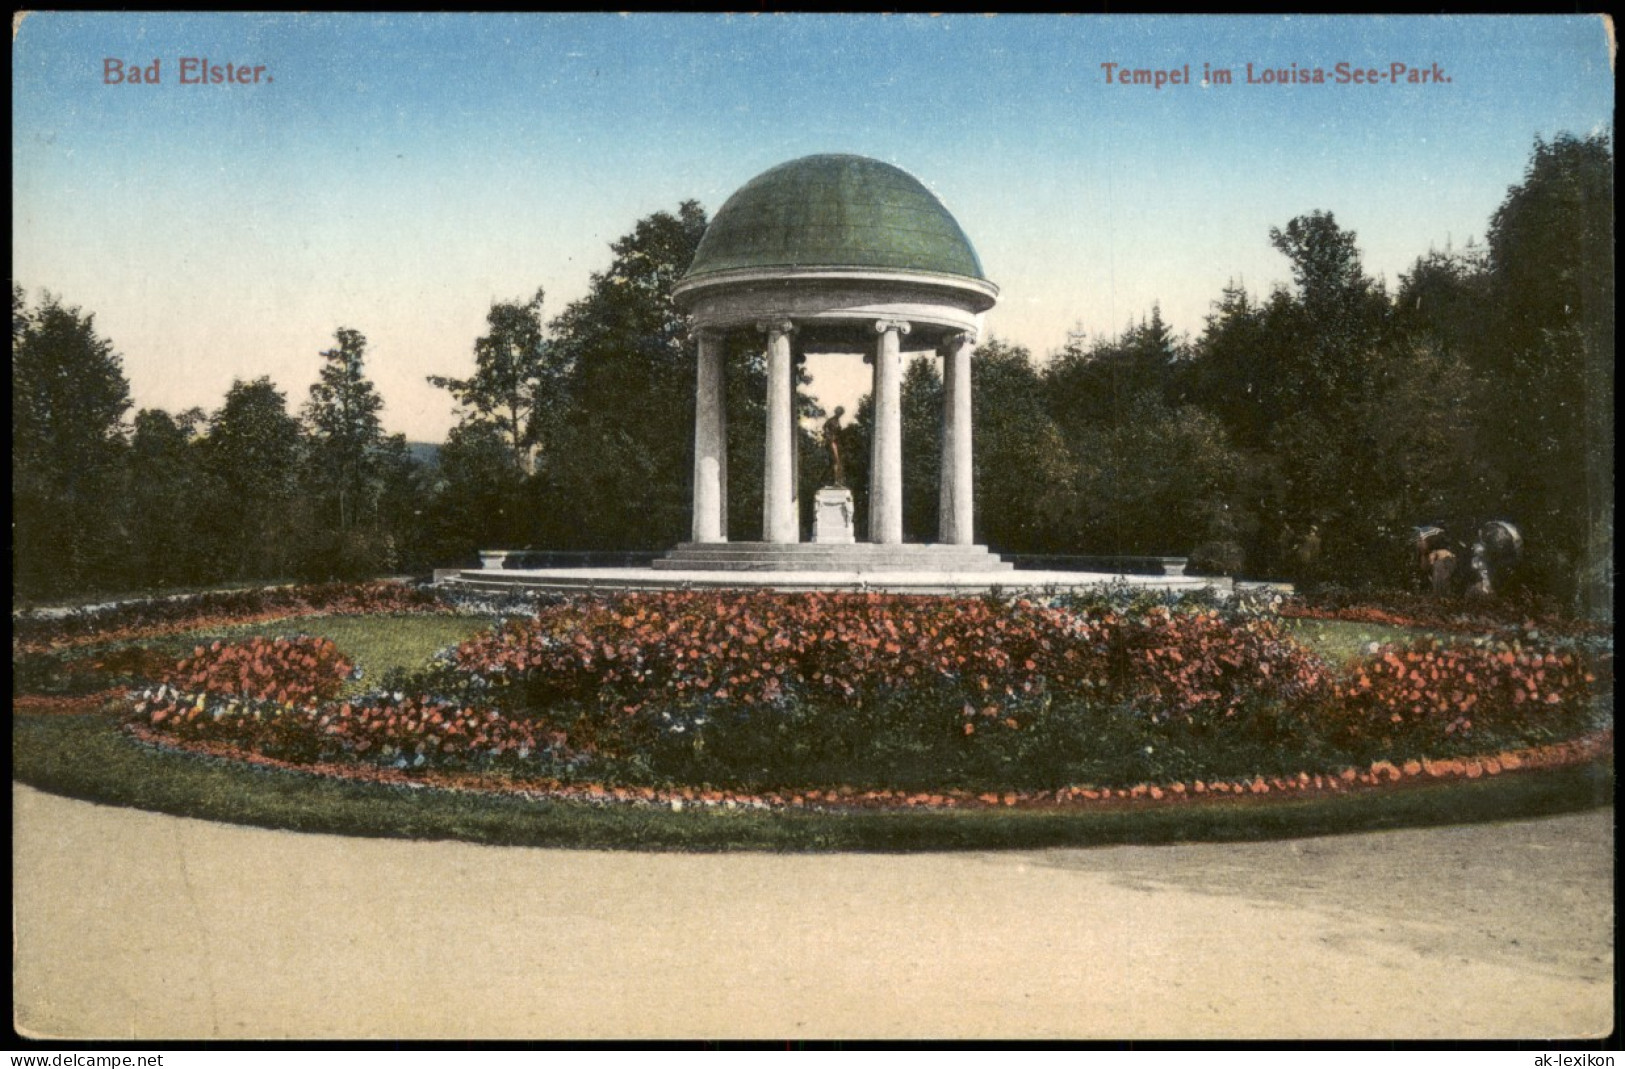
[
  {"left": 112, "top": 589, "right": 1610, "bottom": 794},
  {"left": 160, "top": 635, "right": 354, "bottom": 706},
  {"left": 130, "top": 635, "right": 357, "bottom": 761},
  {"left": 1187, "top": 540, "right": 1246, "bottom": 577},
  {"left": 443, "top": 591, "right": 1336, "bottom": 784},
  {"left": 308, "top": 694, "right": 573, "bottom": 770},
  {"left": 14, "top": 644, "right": 179, "bottom": 698},
  {"left": 1329, "top": 637, "right": 1612, "bottom": 757},
  {"left": 133, "top": 677, "right": 576, "bottom": 773},
  {"left": 136, "top": 687, "right": 330, "bottom": 764}
]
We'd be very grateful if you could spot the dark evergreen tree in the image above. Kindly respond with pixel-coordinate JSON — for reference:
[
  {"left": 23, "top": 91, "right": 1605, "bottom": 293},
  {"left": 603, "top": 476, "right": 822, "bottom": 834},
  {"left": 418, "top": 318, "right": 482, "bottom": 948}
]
[
  {"left": 124, "top": 407, "right": 210, "bottom": 588},
  {"left": 899, "top": 355, "right": 944, "bottom": 543},
  {"left": 304, "top": 328, "right": 385, "bottom": 534},
  {"left": 540, "top": 203, "right": 708, "bottom": 549},
  {"left": 1480, "top": 133, "right": 1613, "bottom": 614},
  {"left": 423, "top": 420, "right": 530, "bottom": 563},
  {"left": 428, "top": 288, "right": 559, "bottom": 477},
  {"left": 204, "top": 377, "right": 307, "bottom": 582},
  {"left": 12, "top": 288, "right": 133, "bottom": 597},
  {"left": 971, "top": 339, "right": 1078, "bottom": 553},
  {"left": 1047, "top": 306, "right": 1181, "bottom": 440},
  {"left": 1186, "top": 282, "right": 1273, "bottom": 450},
  {"left": 301, "top": 328, "right": 405, "bottom": 576},
  {"left": 1064, "top": 392, "right": 1246, "bottom": 560}
]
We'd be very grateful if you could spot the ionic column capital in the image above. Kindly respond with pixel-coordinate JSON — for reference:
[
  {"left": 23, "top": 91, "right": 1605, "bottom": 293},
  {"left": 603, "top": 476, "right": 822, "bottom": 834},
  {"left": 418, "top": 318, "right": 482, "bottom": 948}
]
[
  {"left": 873, "top": 318, "right": 912, "bottom": 337},
  {"left": 756, "top": 319, "right": 795, "bottom": 338},
  {"left": 939, "top": 329, "right": 978, "bottom": 354},
  {"left": 694, "top": 326, "right": 725, "bottom": 344}
]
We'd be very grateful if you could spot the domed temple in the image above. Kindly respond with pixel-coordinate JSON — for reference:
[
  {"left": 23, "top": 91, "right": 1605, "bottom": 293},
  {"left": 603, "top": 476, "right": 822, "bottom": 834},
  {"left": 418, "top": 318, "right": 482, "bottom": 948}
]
[
  {"left": 443, "top": 154, "right": 1211, "bottom": 593},
  {"left": 658, "top": 153, "right": 1007, "bottom": 572}
]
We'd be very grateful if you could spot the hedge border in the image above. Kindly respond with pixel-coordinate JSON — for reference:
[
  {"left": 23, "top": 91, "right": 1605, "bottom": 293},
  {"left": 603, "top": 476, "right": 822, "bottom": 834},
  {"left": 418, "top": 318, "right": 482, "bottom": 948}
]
[{"left": 12, "top": 712, "right": 1615, "bottom": 853}]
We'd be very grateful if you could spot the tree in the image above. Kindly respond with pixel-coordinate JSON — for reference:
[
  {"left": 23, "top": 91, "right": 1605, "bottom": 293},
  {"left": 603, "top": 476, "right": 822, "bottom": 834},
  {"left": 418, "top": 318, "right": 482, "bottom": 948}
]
[
  {"left": 428, "top": 288, "right": 558, "bottom": 476},
  {"left": 1270, "top": 211, "right": 1379, "bottom": 318},
  {"left": 13, "top": 287, "right": 133, "bottom": 597},
  {"left": 1040, "top": 308, "right": 1251, "bottom": 563},
  {"left": 422, "top": 420, "right": 529, "bottom": 563},
  {"left": 124, "top": 407, "right": 210, "bottom": 588},
  {"left": 304, "top": 327, "right": 386, "bottom": 533},
  {"left": 971, "top": 339, "right": 1078, "bottom": 553},
  {"left": 1264, "top": 211, "right": 1390, "bottom": 418},
  {"left": 204, "top": 377, "right": 306, "bottom": 581},
  {"left": 1384, "top": 248, "right": 1505, "bottom": 553},
  {"left": 1180, "top": 214, "right": 1394, "bottom": 581},
  {"left": 899, "top": 355, "right": 944, "bottom": 542},
  {"left": 1065, "top": 393, "right": 1246, "bottom": 560},
  {"left": 1393, "top": 246, "right": 1490, "bottom": 357},
  {"left": 372, "top": 432, "right": 426, "bottom": 574},
  {"left": 1485, "top": 133, "right": 1613, "bottom": 367},
  {"left": 540, "top": 202, "right": 709, "bottom": 549},
  {"left": 1186, "top": 282, "right": 1273, "bottom": 449},
  {"left": 1356, "top": 340, "right": 1502, "bottom": 539},
  {"left": 1047, "top": 306, "right": 1182, "bottom": 440},
  {"left": 1480, "top": 133, "right": 1613, "bottom": 616},
  {"left": 302, "top": 329, "right": 402, "bottom": 576}
]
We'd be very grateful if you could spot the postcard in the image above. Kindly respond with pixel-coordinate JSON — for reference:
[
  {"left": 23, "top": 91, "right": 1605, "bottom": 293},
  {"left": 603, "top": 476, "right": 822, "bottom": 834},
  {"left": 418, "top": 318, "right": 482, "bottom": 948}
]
[{"left": 12, "top": 12, "right": 1614, "bottom": 1044}]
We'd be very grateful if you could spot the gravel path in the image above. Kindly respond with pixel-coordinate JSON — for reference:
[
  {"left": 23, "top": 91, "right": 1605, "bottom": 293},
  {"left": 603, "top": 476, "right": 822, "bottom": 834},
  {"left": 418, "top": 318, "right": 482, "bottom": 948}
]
[{"left": 12, "top": 784, "right": 1613, "bottom": 1041}]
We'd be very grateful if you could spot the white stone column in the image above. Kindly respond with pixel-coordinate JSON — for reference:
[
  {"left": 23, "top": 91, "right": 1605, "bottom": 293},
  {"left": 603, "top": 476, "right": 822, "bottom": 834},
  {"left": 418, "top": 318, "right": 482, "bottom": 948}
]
[
  {"left": 869, "top": 318, "right": 909, "bottom": 545},
  {"left": 760, "top": 320, "right": 798, "bottom": 544},
  {"left": 939, "top": 331, "right": 976, "bottom": 545},
  {"left": 719, "top": 411, "right": 729, "bottom": 539},
  {"left": 791, "top": 347, "right": 804, "bottom": 533},
  {"left": 690, "top": 329, "right": 727, "bottom": 543}
]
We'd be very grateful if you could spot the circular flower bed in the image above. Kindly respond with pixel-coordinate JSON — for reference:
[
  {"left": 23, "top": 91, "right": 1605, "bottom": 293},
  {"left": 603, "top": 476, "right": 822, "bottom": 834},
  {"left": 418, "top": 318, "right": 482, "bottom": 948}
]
[
  {"left": 12, "top": 580, "right": 448, "bottom": 656},
  {"left": 87, "top": 587, "right": 1613, "bottom": 810}
]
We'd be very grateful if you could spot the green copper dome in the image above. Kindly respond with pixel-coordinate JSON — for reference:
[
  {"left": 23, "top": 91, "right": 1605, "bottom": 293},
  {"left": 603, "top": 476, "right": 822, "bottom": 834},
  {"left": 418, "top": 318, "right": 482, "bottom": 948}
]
[{"left": 685, "top": 154, "right": 986, "bottom": 281}]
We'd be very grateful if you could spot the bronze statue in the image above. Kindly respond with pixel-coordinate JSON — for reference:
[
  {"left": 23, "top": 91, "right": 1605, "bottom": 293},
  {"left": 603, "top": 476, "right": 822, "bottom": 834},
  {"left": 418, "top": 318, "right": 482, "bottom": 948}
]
[{"left": 822, "top": 406, "right": 846, "bottom": 486}]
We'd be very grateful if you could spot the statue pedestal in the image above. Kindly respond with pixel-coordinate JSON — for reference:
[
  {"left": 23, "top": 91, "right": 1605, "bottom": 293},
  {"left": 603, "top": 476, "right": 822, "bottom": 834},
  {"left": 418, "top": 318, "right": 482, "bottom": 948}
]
[{"left": 812, "top": 486, "right": 856, "bottom": 544}]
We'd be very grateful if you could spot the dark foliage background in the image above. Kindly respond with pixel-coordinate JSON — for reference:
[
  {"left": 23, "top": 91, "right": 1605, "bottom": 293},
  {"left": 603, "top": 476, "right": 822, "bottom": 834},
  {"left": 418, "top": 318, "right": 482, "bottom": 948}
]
[{"left": 12, "top": 134, "right": 1613, "bottom": 620}]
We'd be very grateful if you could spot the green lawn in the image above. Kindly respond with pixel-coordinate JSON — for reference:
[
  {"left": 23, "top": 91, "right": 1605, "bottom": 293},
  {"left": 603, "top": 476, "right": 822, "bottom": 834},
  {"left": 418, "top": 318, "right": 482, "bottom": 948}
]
[
  {"left": 1279, "top": 617, "right": 1437, "bottom": 667},
  {"left": 228, "top": 614, "right": 495, "bottom": 697},
  {"left": 69, "top": 613, "right": 495, "bottom": 697}
]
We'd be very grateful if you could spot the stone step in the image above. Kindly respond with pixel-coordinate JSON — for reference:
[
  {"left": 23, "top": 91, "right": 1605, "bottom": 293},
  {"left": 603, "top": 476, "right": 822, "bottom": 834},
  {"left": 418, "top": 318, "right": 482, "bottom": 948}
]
[
  {"left": 652, "top": 559, "right": 1016, "bottom": 573},
  {"left": 654, "top": 542, "right": 1013, "bottom": 573},
  {"left": 657, "top": 550, "right": 1006, "bottom": 560},
  {"left": 442, "top": 570, "right": 1167, "bottom": 596},
  {"left": 654, "top": 551, "right": 1010, "bottom": 565},
  {"left": 662, "top": 542, "right": 1003, "bottom": 557},
  {"left": 653, "top": 556, "right": 1011, "bottom": 568}
]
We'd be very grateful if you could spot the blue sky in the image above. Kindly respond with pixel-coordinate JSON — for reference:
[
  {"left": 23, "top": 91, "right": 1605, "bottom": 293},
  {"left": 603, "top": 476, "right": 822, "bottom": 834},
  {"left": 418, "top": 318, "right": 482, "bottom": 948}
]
[{"left": 13, "top": 13, "right": 1614, "bottom": 441}]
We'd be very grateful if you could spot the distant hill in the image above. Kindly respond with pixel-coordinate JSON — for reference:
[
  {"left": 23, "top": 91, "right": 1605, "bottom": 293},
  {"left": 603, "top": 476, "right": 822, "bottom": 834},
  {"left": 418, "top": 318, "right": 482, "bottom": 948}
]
[{"left": 405, "top": 441, "right": 441, "bottom": 469}]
